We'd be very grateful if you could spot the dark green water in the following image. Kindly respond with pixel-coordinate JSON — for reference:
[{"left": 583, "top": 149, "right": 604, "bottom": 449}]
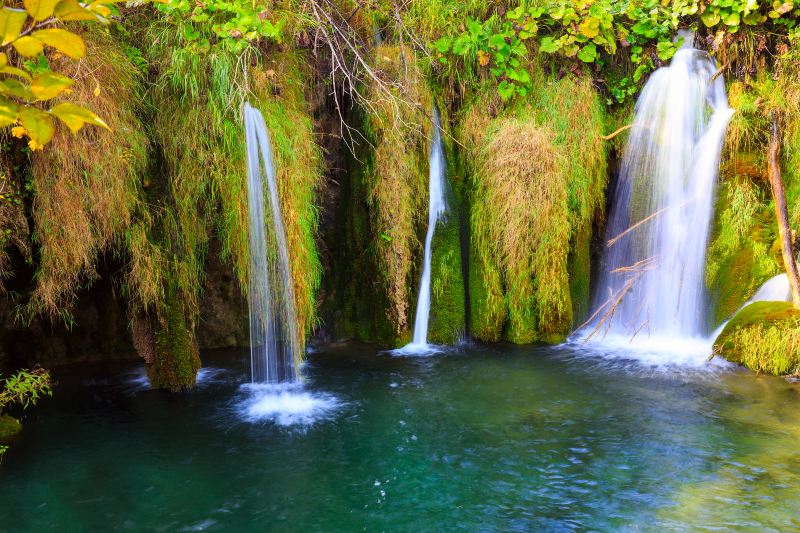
[{"left": 2, "top": 342, "right": 800, "bottom": 531}]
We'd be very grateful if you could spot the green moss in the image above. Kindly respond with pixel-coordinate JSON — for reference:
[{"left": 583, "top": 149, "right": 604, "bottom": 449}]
[
  {"left": 0, "top": 414, "right": 21, "bottom": 438},
  {"left": 461, "top": 70, "right": 607, "bottom": 344},
  {"left": 568, "top": 224, "right": 592, "bottom": 327},
  {"left": 148, "top": 289, "right": 201, "bottom": 391},
  {"left": 428, "top": 212, "right": 466, "bottom": 343},
  {"left": 713, "top": 301, "right": 800, "bottom": 375}
]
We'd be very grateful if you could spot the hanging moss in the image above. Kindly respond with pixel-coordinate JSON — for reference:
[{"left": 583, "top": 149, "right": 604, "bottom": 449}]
[
  {"left": 712, "top": 301, "right": 800, "bottom": 375},
  {"left": 147, "top": 289, "right": 201, "bottom": 392},
  {"left": 461, "top": 70, "right": 607, "bottom": 344},
  {"left": 26, "top": 29, "right": 150, "bottom": 320}
]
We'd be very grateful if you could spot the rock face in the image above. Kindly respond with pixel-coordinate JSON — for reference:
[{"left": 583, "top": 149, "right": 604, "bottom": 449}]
[{"left": 712, "top": 301, "right": 800, "bottom": 375}]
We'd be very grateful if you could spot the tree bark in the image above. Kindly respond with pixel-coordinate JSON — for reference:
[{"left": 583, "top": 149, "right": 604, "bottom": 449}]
[{"left": 767, "top": 113, "right": 800, "bottom": 308}]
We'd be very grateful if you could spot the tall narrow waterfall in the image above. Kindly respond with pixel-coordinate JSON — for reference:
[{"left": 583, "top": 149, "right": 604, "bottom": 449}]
[
  {"left": 408, "top": 108, "right": 447, "bottom": 348},
  {"left": 244, "top": 102, "right": 300, "bottom": 383},
  {"left": 589, "top": 34, "right": 733, "bottom": 340}
]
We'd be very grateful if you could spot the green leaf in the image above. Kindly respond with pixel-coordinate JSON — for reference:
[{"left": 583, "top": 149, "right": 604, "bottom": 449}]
[
  {"left": 49, "top": 102, "right": 110, "bottom": 133},
  {"left": 497, "top": 80, "right": 515, "bottom": 101},
  {"left": 0, "top": 79, "right": 34, "bottom": 100},
  {"left": 701, "top": 11, "right": 721, "bottom": 26},
  {"left": 488, "top": 33, "right": 506, "bottom": 49},
  {"left": 11, "top": 36, "right": 43, "bottom": 57},
  {"left": 31, "top": 72, "right": 73, "bottom": 100},
  {"left": 539, "top": 36, "right": 559, "bottom": 53},
  {"left": 435, "top": 36, "right": 450, "bottom": 54},
  {"left": 54, "top": 0, "right": 99, "bottom": 21},
  {"left": 0, "top": 7, "right": 28, "bottom": 46},
  {"left": 577, "top": 42, "right": 598, "bottom": 62},
  {"left": 23, "top": 0, "right": 59, "bottom": 21},
  {"left": 0, "top": 96, "right": 18, "bottom": 127},
  {"left": 31, "top": 28, "right": 85, "bottom": 58},
  {"left": 18, "top": 105, "right": 54, "bottom": 144},
  {"left": 578, "top": 17, "right": 600, "bottom": 38}
]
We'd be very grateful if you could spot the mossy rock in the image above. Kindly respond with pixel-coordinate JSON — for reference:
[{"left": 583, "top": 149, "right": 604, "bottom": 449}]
[
  {"left": 428, "top": 212, "right": 466, "bottom": 344},
  {"left": 0, "top": 414, "right": 21, "bottom": 438},
  {"left": 147, "top": 292, "right": 201, "bottom": 391},
  {"left": 712, "top": 301, "right": 800, "bottom": 375}
]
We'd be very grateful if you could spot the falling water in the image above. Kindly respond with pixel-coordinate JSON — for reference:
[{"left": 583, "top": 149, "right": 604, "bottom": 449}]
[
  {"left": 244, "top": 102, "right": 300, "bottom": 383},
  {"left": 405, "top": 109, "right": 447, "bottom": 350},
  {"left": 589, "top": 33, "right": 733, "bottom": 341}
]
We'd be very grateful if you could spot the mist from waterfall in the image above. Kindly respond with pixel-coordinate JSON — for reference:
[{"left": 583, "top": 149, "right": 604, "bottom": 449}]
[
  {"left": 244, "top": 102, "right": 300, "bottom": 383},
  {"left": 588, "top": 33, "right": 733, "bottom": 343}
]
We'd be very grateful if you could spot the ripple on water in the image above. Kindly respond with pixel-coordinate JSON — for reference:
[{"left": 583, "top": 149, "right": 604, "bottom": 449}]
[{"left": 235, "top": 382, "right": 342, "bottom": 427}]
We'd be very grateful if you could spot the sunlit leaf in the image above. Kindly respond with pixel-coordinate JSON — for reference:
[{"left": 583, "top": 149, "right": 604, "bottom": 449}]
[
  {"left": 31, "top": 72, "right": 74, "bottom": 100},
  {"left": 18, "top": 105, "right": 55, "bottom": 144},
  {"left": 0, "top": 79, "right": 34, "bottom": 100},
  {"left": 12, "top": 36, "right": 44, "bottom": 57},
  {"left": 53, "top": 0, "right": 99, "bottom": 21},
  {"left": 1, "top": 65, "right": 33, "bottom": 81},
  {"left": 0, "top": 96, "right": 18, "bottom": 127},
  {"left": 49, "top": 102, "right": 110, "bottom": 133},
  {"left": 23, "top": 0, "right": 59, "bottom": 21},
  {"left": 0, "top": 7, "right": 28, "bottom": 46},
  {"left": 32, "top": 28, "right": 85, "bottom": 58}
]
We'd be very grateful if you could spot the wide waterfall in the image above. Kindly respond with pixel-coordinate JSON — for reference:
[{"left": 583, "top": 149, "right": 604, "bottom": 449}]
[
  {"left": 244, "top": 102, "right": 300, "bottom": 383},
  {"left": 405, "top": 108, "right": 447, "bottom": 350},
  {"left": 588, "top": 33, "right": 733, "bottom": 341}
]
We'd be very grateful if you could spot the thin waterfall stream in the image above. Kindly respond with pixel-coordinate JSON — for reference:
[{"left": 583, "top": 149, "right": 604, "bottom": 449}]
[
  {"left": 399, "top": 108, "right": 447, "bottom": 352},
  {"left": 584, "top": 33, "right": 733, "bottom": 349},
  {"left": 244, "top": 102, "right": 300, "bottom": 383}
]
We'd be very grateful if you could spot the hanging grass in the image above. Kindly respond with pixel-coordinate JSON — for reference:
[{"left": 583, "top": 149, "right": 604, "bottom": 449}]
[
  {"left": 461, "top": 70, "right": 607, "bottom": 344},
  {"left": 147, "top": 21, "right": 323, "bottom": 357},
  {"left": 361, "top": 45, "right": 433, "bottom": 339},
  {"left": 27, "top": 29, "right": 150, "bottom": 321}
]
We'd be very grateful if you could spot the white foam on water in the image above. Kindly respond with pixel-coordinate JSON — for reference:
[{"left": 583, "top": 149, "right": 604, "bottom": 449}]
[
  {"left": 236, "top": 382, "right": 341, "bottom": 426},
  {"left": 567, "top": 332, "right": 730, "bottom": 371},
  {"left": 388, "top": 342, "right": 447, "bottom": 357}
]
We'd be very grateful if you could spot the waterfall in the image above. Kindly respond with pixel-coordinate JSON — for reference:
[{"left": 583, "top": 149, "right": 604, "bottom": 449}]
[
  {"left": 406, "top": 108, "right": 447, "bottom": 349},
  {"left": 244, "top": 102, "right": 300, "bottom": 383},
  {"left": 589, "top": 33, "right": 733, "bottom": 341}
]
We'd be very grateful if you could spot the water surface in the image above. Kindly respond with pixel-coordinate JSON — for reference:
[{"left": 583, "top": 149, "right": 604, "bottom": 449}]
[{"left": 2, "top": 343, "right": 799, "bottom": 531}]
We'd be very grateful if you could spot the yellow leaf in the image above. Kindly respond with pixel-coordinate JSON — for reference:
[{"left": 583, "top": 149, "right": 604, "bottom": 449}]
[
  {"left": 0, "top": 53, "right": 6, "bottom": 67},
  {"left": 28, "top": 139, "right": 42, "bottom": 150},
  {"left": 31, "top": 72, "right": 73, "bottom": 100},
  {"left": 93, "top": 82, "right": 100, "bottom": 96},
  {"left": 12, "top": 36, "right": 44, "bottom": 57},
  {"left": 49, "top": 102, "right": 109, "bottom": 133},
  {"left": 23, "top": 0, "right": 59, "bottom": 21},
  {"left": 0, "top": 79, "right": 34, "bottom": 100},
  {"left": 0, "top": 97, "right": 18, "bottom": 127},
  {"left": 10, "top": 125, "right": 25, "bottom": 138},
  {"left": 54, "top": 0, "right": 99, "bottom": 21},
  {"left": 1, "top": 65, "right": 33, "bottom": 81},
  {"left": 31, "top": 28, "right": 85, "bottom": 58},
  {"left": 0, "top": 7, "right": 28, "bottom": 46},
  {"left": 92, "top": 4, "right": 111, "bottom": 16},
  {"left": 18, "top": 105, "right": 54, "bottom": 144}
]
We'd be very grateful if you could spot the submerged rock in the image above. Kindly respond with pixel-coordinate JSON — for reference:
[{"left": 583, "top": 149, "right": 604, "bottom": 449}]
[{"left": 712, "top": 301, "right": 800, "bottom": 375}]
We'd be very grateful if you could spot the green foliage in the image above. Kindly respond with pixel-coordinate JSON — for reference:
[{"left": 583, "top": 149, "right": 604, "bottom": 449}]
[
  {"left": 434, "top": 13, "right": 535, "bottom": 100},
  {"left": 0, "top": 366, "right": 52, "bottom": 412},
  {"left": 156, "top": 0, "right": 284, "bottom": 54}
]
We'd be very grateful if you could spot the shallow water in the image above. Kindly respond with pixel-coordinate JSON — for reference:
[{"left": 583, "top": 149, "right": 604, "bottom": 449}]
[{"left": 2, "top": 343, "right": 800, "bottom": 531}]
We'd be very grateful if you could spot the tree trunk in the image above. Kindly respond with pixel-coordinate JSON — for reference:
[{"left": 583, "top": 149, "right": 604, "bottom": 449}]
[{"left": 767, "top": 113, "right": 800, "bottom": 308}]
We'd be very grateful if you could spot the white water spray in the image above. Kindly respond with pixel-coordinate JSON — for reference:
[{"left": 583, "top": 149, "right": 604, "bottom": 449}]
[
  {"left": 588, "top": 33, "right": 733, "bottom": 344},
  {"left": 244, "top": 102, "right": 300, "bottom": 383}
]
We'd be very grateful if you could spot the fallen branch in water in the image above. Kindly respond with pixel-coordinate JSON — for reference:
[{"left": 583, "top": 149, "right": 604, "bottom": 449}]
[{"left": 607, "top": 200, "right": 692, "bottom": 247}]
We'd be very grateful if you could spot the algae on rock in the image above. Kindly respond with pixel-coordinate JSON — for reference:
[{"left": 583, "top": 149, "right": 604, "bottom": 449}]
[{"left": 713, "top": 301, "right": 800, "bottom": 375}]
